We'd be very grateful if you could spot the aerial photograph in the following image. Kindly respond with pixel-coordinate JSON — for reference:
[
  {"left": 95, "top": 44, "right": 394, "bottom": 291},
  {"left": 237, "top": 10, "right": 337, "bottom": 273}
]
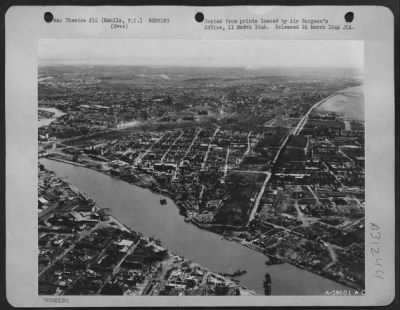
[{"left": 38, "top": 39, "right": 365, "bottom": 296}]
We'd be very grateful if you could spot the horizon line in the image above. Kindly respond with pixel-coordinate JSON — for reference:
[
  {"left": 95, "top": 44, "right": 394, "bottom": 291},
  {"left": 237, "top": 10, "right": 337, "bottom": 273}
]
[{"left": 38, "top": 62, "right": 363, "bottom": 70}]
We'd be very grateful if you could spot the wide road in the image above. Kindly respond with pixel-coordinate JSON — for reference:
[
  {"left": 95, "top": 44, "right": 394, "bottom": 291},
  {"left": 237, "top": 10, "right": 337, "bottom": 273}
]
[
  {"left": 223, "top": 146, "right": 230, "bottom": 179},
  {"left": 293, "top": 93, "right": 337, "bottom": 136},
  {"left": 247, "top": 91, "right": 339, "bottom": 226},
  {"left": 244, "top": 131, "right": 252, "bottom": 156},
  {"left": 246, "top": 172, "right": 271, "bottom": 226}
]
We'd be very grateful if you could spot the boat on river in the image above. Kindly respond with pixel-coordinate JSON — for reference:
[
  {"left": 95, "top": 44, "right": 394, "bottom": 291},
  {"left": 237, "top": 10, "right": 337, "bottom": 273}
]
[
  {"left": 264, "top": 272, "right": 272, "bottom": 295},
  {"left": 220, "top": 269, "right": 247, "bottom": 278},
  {"left": 160, "top": 197, "right": 167, "bottom": 205}
]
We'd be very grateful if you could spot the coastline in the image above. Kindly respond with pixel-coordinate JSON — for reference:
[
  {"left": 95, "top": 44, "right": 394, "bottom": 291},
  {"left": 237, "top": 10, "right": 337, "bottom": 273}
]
[{"left": 40, "top": 155, "right": 360, "bottom": 292}]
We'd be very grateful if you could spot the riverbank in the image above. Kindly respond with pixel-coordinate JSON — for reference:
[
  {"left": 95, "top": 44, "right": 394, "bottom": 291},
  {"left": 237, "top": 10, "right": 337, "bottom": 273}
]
[
  {"left": 38, "top": 107, "right": 66, "bottom": 128},
  {"left": 39, "top": 162, "right": 257, "bottom": 295},
  {"left": 107, "top": 214, "right": 257, "bottom": 296},
  {"left": 44, "top": 156, "right": 87, "bottom": 167},
  {"left": 226, "top": 233, "right": 360, "bottom": 291},
  {"left": 41, "top": 155, "right": 359, "bottom": 292}
]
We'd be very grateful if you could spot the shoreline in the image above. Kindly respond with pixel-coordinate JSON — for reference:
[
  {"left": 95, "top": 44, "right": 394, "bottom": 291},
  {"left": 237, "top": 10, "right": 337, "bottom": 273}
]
[
  {"left": 40, "top": 155, "right": 362, "bottom": 292},
  {"left": 107, "top": 214, "right": 258, "bottom": 295}
]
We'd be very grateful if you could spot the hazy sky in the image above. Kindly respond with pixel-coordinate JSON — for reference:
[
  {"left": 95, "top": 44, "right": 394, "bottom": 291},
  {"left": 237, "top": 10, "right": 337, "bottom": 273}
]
[{"left": 39, "top": 39, "right": 363, "bottom": 68}]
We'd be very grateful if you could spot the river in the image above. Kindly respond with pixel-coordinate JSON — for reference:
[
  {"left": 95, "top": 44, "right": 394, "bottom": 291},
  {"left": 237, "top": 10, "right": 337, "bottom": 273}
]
[
  {"left": 40, "top": 158, "right": 350, "bottom": 295},
  {"left": 38, "top": 107, "right": 65, "bottom": 128}
]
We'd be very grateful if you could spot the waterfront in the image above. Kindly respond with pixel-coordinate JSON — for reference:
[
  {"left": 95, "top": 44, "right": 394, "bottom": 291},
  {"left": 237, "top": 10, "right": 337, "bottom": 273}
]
[
  {"left": 38, "top": 107, "right": 65, "bottom": 128},
  {"left": 40, "top": 158, "right": 351, "bottom": 295}
]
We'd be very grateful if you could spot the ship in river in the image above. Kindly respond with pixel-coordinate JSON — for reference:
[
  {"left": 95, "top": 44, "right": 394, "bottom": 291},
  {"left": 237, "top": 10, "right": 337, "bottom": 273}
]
[
  {"left": 160, "top": 197, "right": 167, "bottom": 205},
  {"left": 220, "top": 269, "right": 247, "bottom": 278},
  {"left": 264, "top": 272, "right": 272, "bottom": 295}
]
